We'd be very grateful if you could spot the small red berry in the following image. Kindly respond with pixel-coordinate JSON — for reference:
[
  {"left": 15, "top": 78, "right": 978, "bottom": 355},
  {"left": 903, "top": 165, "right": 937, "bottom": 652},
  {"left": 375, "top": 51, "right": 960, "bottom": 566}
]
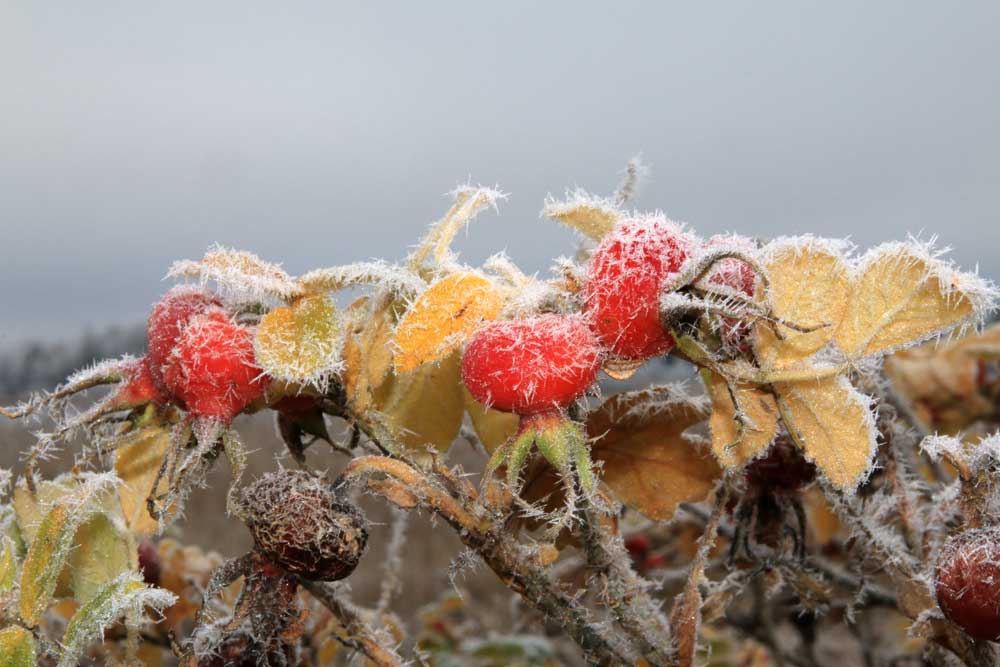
[
  {"left": 624, "top": 533, "right": 652, "bottom": 558},
  {"left": 137, "top": 538, "right": 161, "bottom": 586},
  {"left": 584, "top": 216, "right": 695, "bottom": 361},
  {"left": 461, "top": 315, "right": 601, "bottom": 415},
  {"left": 161, "top": 311, "right": 267, "bottom": 421},
  {"left": 705, "top": 234, "right": 757, "bottom": 349},
  {"left": 147, "top": 286, "right": 223, "bottom": 390},
  {"left": 935, "top": 528, "right": 1000, "bottom": 641}
]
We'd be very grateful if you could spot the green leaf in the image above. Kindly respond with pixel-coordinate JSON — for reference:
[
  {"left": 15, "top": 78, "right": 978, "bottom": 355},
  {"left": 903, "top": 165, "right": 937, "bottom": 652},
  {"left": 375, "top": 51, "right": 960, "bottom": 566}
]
[
  {"left": 0, "top": 626, "right": 36, "bottom": 667},
  {"left": 0, "top": 537, "right": 16, "bottom": 594},
  {"left": 67, "top": 514, "right": 131, "bottom": 605},
  {"left": 57, "top": 572, "right": 176, "bottom": 667},
  {"left": 18, "top": 474, "right": 118, "bottom": 626}
]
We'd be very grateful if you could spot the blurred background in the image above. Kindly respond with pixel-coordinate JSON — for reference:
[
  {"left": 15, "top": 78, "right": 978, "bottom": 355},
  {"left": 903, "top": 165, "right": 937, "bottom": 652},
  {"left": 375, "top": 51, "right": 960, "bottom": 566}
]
[{"left": 0, "top": 3, "right": 998, "bottom": 652}]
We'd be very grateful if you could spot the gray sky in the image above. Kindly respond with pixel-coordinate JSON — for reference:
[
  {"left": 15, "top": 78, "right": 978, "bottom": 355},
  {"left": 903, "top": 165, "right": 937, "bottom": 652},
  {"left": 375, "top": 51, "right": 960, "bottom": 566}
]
[{"left": 2, "top": 1, "right": 998, "bottom": 349}]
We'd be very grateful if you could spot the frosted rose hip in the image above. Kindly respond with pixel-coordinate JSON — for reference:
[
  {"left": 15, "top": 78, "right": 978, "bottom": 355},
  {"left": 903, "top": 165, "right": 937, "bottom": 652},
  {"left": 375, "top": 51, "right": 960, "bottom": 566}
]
[
  {"left": 461, "top": 314, "right": 601, "bottom": 414},
  {"left": 584, "top": 216, "right": 694, "bottom": 361},
  {"left": 935, "top": 528, "right": 1000, "bottom": 641}
]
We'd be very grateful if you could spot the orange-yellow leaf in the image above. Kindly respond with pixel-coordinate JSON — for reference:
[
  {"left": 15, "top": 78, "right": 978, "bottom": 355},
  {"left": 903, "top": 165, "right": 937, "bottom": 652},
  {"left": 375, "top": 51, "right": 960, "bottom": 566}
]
[
  {"left": 703, "top": 370, "right": 779, "bottom": 468},
  {"left": 392, "top": 273, "right": 504, "bottom": 373}
]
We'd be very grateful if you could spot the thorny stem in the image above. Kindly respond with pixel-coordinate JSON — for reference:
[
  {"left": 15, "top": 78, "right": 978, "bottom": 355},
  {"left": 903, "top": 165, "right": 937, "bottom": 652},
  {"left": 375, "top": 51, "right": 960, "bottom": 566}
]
[
  {"left": 341, "top": 455, "right": 636, "bottom": 666},
  {"left": 300, "top": 580, "right": 406, "bottom": 667},
  {"left": 575, "top": 476, "right": 674, "bottom": 665}
]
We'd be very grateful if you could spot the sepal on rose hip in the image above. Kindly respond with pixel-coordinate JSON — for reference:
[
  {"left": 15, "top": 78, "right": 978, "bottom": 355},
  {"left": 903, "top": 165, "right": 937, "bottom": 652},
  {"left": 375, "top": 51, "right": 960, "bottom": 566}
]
[{"left": 486, "top": 412, "right": 596, "bottom": 494}]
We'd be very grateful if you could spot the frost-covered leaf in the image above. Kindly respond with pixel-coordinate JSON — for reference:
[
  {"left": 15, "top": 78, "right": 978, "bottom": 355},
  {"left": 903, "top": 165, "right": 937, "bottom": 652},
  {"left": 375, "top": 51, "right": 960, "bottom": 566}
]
[
  {"left": 296, "top": 260, "right": 426, "bottom": 296},
  {"left": 342, "top": 297, "right": 397, "bottom": 414},
  {"left": 542, "top": 189, "right": 622, "bottom": 241},
  {"left": 755, "top": 238, "right": 851, "bottom": 369},
  {"left": 374, "top": 351, "right": 466, "bottom": 455},
  {"left": 168, "top": 245, "right": 299, "bottom": 304},
  {"left": 115, "top": 426, "right": 174, "bottom": 535},
  {"left": 67, "top": 513, "right": 131, "bottom": 605},
  {"left": 393, "top": 273, "right": 505, "bottom": 373},
  {"left": 18, "top": 473, "right": 118, "bottom": 626},
  {"left": 57, "top": 571, "right": 176, "bottom": 667},
  {"left": 255, "top": 293, "right": 343, "bottom": 388},
  {"left": 0, "top": 537, "right": 16, "bottom": 594},
  {"left": 775, "top": 377, "right": 877, "bottom": 492},
  {"left": 463, "top": 386, "right": 518, "bottom": 454},
  {"left": 0, "top": 626, "right": 36, "bottom": 667},
  {"left": 835, "top": 242, "right": 992, "bottom": 359},
  {"left": 703, "top": 370, "right": 779, "bottom": 468},
  {"left": 410, "top": 185, "right": 506, "bottom": 270},
  {"left": 587, "top": 387, "right": 719, "bottom": 521}
]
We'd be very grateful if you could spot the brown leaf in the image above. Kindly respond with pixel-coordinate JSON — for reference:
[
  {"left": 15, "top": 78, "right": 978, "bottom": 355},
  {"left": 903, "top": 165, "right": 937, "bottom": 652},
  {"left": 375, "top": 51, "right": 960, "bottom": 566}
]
[
  {"left": 115, "top": 426, "right": 173, "bottom": 535},
  {"left": 587, "top": 387, "right": 720, "bottom": 521}
]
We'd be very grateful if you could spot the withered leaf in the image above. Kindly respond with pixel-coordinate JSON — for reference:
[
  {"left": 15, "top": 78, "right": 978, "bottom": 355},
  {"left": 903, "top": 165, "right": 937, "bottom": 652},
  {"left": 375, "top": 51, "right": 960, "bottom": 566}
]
[{"left": 703, "top": 370, "right": 779, "bottom": 468}]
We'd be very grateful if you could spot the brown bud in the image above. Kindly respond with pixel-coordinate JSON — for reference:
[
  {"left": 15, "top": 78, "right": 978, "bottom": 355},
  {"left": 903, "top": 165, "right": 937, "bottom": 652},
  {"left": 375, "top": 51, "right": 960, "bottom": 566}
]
[{"left": 241, "top": 470, "right": 367, "bottom": 581}]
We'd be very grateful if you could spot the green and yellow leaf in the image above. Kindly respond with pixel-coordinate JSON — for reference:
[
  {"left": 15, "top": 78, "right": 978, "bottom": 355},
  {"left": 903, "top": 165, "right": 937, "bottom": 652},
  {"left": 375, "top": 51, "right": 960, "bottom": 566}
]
[
  {"left": 463, "top": 386, "right": 518, "bottom": 454},
  {"left": 256, "top": 293, "right": 342, "bottom": 385},
  {"left": 0, "top": 626, "right": 36, "bottom": 667}
]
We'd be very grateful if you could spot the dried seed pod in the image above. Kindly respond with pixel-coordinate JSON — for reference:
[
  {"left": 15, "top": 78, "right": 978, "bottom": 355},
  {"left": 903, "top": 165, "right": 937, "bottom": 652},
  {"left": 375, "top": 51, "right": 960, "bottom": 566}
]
[
  {"left": 240, "top": 470, "right": 367, "bottom": 581},
  {"left": 935, "top": 527, "right": 1000, "bottom": 641}
]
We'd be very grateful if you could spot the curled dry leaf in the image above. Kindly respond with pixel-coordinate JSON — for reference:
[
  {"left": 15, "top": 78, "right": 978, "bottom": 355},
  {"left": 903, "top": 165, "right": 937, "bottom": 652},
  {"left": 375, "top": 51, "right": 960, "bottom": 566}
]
[
  {"left": 588, "top": 387, "right": 719, "bottom": 521},
  {"left": 410, "top": 185, "right": 506, "bottom": 270},
  {"left": 755, "top": 239, "right": 850, "bottom": 370},
  {"left": 703, "top": 370, "right": 779, "bottom": 468},
  {"left": 342, "top": 297, "right": 396, "bottom": 414},
  {"left": 255, "top": 293, "right": 343, "bottom": 387},
  {"left": 835, "top": 243, "right": 988, "bottom": 359},
  {"left": 775, "top": 376, "right": 877, "bottom": 492},
  {"left": 392, "top": 273, "right": 506, "bottom": 373},
  {"left": 885, "top": 323, "right": 1000, "bottom": 434},
  {"left": 168, "top": 245, "right": 300, "bottom": 304},
  {"left": 542, "top": 189, "right": 623, "bottom": 241}
]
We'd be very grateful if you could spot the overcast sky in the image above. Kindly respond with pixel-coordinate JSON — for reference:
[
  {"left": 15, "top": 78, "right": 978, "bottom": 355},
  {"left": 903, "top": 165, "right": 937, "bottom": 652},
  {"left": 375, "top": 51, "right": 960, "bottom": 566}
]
[{"left": 1, "top": 1, "right": 998, "bottom": 349}]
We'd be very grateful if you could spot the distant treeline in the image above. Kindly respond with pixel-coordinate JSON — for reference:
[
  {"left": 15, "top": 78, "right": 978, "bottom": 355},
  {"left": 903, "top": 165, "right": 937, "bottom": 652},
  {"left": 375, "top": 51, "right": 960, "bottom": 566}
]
[{"left": 0, "top": 324, "right": 146, "bottom": 400}]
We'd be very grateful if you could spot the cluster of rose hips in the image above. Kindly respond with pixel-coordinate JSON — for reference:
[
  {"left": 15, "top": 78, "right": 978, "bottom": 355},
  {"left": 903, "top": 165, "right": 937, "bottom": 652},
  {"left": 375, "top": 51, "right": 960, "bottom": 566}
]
[
  {"left": 91, "top": 285, "right": 267, "bottom": 430},
  {"left": 461, "top": 216, "right": 757, "bottom": 487}
]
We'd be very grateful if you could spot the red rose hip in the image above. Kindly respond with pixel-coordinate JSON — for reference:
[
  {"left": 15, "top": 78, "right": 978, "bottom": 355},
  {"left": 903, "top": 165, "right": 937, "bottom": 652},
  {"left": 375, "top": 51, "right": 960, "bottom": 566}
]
[
  {"left": 461, "top": 314, "right": 601, "bottom": 415},
  {"left": 935, "top": 528, "right": 1000, "bottom": 641},
  {"left": 584, "top": 215, "right": 694, "bottom": 361}
]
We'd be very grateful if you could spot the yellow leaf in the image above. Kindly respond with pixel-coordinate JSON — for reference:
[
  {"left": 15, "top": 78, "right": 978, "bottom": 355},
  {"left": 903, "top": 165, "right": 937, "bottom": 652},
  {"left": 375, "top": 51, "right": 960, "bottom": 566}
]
[
  {"left": 543, "top": 191, "right": 622, "bottom": 241},
  {"left": 0, "top": 626, "right": 36, "bottom": 667},
  {"left": 703, "top": 370, "right": 779, "bottom": 468},
  {"left": 463, "top": 385, "right": 518, "bottom": 454},
  {"left": 587, "top": 388, "right": 719, "bottom": 521},
  {"left": 835, "top": 243, "right": 979, "bottom": 359},
  {"left": 255, "top": 293, "right": 342, "bottom": 386},
  {"left": 342, "top": 296, "right": 397, "bottom": 413},
  {"left": 393, "top": 273, "right": 505, "bottom": 373},
  {"left": 115, "top": 426, "right": 173, "bottom": 535},
  {"left": 775, "top": 376, "right": 877, "bottom": 491},
  {"left": 756, "top": 239, "right": 850, "bottom": 369},
  {"left": 374, "top": 351, "right": 465, "bottom": 456}
]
